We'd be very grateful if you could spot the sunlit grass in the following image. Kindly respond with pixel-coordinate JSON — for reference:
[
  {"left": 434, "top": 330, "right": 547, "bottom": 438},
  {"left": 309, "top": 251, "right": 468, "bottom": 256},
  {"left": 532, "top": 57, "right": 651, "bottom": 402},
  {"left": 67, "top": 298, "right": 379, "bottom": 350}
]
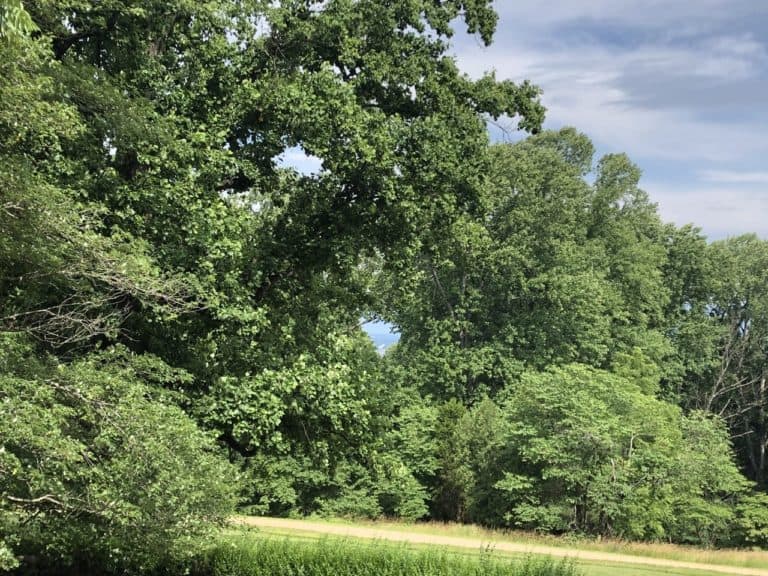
[
  {"left": 306, "top": 517, "right": 768, "bottom": 570},
  {"left": 220, "top": 527, "right": 748, "bottom": 576},
  {"left": 190, "top": 533, "right": 580, "bottom": 576}
]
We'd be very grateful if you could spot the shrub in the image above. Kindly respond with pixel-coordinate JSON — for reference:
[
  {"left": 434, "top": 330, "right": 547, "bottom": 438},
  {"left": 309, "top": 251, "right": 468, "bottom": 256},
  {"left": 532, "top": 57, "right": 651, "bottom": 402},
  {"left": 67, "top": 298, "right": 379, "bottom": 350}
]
[
  {"left": 733, "top": 493, "right": 768, "bottom": 548},
  {"left": 0, "top": 336, "right": 238, "bottom": 574}
]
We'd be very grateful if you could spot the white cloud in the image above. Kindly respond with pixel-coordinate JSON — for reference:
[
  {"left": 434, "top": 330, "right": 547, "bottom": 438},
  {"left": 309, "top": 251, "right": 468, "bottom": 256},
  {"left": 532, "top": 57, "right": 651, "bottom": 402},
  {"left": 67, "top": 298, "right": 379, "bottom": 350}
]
[
  {"left": 275, "top": 146, "right": 324, "bottom": 175},
  {"left": 645, "top": 181, "right": 768, "bottom": 239},
  {"left": 456, "top": 39, "right": 768, "bottom": 162},
  {"left": 700, "top": 170, "right": 768, "bottom": 184},
  {"left": 450, "top": 1, "right": 768, "bottom": 237},
  {"left": 493, "top": 0, "right": 760, "bottom": 32},
  {"left": 627, "top": 35, "right": 767, "bottom": 80}
]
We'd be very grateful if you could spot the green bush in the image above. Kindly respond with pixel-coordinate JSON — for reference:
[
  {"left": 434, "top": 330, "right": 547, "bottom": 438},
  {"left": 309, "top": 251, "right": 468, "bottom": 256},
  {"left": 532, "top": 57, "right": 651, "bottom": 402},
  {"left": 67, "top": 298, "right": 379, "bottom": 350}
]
[
  {"left": 479, "top": 365, "right": 749, "bottom": 544},
  {"left": 190, "top": 535, "right": 580, "bottom": 576},
  {"left": 733, "top": 493, "right": 768, "bottom": 548},
  {"left": 0, "top": 336, "right": 238, "bottom": 574}
]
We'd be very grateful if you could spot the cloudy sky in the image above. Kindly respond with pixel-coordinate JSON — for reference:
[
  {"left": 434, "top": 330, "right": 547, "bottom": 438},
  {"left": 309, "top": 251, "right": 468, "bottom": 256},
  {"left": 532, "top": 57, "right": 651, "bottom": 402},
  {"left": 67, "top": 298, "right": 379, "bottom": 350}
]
[{"left": 450, "top": 0, "right": 768, "bottom": 239}]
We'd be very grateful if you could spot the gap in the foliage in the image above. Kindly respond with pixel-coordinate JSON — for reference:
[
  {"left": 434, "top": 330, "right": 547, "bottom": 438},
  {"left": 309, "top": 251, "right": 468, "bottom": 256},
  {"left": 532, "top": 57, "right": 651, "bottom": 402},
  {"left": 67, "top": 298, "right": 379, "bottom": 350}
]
[
  {"left": 362, "top": 320, "right": 400, "bottom": 354},
  {"left": 275, "top": 145, "right": 324, "bottom": 175}
]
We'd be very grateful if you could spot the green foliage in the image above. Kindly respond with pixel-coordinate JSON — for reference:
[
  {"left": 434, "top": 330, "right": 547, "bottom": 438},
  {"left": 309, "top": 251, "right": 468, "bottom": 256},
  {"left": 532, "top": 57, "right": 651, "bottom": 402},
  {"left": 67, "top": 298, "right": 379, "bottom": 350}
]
[
  {"left": 373, "top": 388, "right": 437, "bottom": 520},
  {"left": 383, "top": 129, "right": 672, "bottom": 402},
  {"left": 3, "top": 0, "right": 767, "bottom": 560},
  {"left": 0, "top": 540, "right": 18, "bottom": 572},
  {"left": 461, "top": 397, "right": 509, "bottom": 526},
  {"left": 448, "top": 365, "right": 748, "bottom": 544},
  {"left": 665, "top": 233, "right": 768, "bottom": 487},
  {"left": 0, "top": 0, "right": 36, "bottom": 40},
  {"left": 733, "top": 492, "right": 768, "bottom": 548},
  {"left": 0, "top": 335, "right": 237, "bottom": 573},
  {"left": 373, "top": 463, "right": 430, "bottom": 521},
  {"left": 666, "top": 413, "right": 747, "bottom": 546},
  {"left": 190, "top": 535, "right": 580, "bottom": 576},
  {"left": 702, "top": 236, "right": 768, "bottom": 486},
  {"left": 493, "top": 365, "right": 673, "bottom": 534},
  {"left": 314, "top": 461, "right": 385, "bottom": 520},
  {"left": 0, "top": 0, "right": 546, "bottom": 566},
  {"left": 372, "top": 127, "right": 764, "bottom": 546},
  {"left": 432, "top": 399, "right": 473, "bottom": 521}
]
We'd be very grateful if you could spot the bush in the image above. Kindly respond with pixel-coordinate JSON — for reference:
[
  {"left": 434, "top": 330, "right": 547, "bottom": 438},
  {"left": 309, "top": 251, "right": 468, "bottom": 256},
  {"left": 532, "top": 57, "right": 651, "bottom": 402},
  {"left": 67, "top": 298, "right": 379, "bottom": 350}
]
[
  {"left": 0, "top": 336, "right": 238, "bottom": 574},
  {"left": 733, "top": 493, "right": 768, "bottom": 548}
]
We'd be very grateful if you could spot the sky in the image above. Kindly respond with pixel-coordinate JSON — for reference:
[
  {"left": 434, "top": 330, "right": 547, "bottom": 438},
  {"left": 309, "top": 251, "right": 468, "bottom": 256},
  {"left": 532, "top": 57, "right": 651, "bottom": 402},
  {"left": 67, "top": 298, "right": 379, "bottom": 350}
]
[
  {"left": 450, "top": 0, "right": 768, "bottom": 240},
  {"left": 362, "top": 320, "right": 401, "bottom": 354}
]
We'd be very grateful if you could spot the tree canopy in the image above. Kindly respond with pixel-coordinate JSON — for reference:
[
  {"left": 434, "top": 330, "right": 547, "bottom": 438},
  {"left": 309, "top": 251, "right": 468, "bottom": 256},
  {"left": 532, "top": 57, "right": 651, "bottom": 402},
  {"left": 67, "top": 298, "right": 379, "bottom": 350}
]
[{"left": 2, "top": 1, "right": 768, "bottom": 573}]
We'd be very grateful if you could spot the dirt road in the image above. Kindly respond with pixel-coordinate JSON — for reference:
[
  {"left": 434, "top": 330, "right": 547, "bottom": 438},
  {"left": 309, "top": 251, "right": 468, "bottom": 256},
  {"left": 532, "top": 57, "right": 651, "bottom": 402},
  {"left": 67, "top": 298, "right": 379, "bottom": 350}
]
[{"left": 236, "top": 516, "right": 768, "bottom": 576}]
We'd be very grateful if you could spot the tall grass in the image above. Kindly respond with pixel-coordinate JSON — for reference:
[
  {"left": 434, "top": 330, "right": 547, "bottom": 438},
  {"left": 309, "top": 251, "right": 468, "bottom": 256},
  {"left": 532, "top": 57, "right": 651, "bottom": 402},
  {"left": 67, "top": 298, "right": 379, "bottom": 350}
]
[{"left": 190, "top": 535, "right": 580, "bottom": 576}]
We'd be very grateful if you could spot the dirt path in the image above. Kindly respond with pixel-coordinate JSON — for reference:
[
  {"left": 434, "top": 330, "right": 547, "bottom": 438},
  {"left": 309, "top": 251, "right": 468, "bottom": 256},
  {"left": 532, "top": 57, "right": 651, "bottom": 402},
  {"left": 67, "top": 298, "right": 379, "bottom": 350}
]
[{"left": 235, "top": 516, "right": 768, "bottom": 576}]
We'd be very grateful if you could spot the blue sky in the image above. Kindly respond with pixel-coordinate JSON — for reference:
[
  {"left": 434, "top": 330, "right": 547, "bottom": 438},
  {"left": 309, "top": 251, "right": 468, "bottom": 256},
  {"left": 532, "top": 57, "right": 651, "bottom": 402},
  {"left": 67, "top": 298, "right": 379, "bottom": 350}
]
[
  {"left": 450, "top": 0, "right": 768, "bottom": 240},
  {"left": 362, "top": 320, "right": 400, "bottom": 353}
]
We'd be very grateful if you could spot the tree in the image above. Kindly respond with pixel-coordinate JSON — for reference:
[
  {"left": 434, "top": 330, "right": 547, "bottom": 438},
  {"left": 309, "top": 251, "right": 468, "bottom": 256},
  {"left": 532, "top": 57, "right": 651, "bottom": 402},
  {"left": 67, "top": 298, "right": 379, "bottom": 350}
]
[
  {"left": 486, "top": 365, "right": 747, "bottom": 544},
  {"left": 2, "top": 15, "right": 239, "bottom": 570},
  {"left": 382, "top": 129, "right": 673, "bottom": 401},
  {"left": 16, "top": 0, "right": 544, "bottom": 470},
  {"left": 668, "top": 235, "right": 768, "bottom": 486},
  {"left": 431, "top": 399, "right": 473, "bottom": 521},
  {"left": 3, "top": 2, "right": 545, "bottom": 561}
]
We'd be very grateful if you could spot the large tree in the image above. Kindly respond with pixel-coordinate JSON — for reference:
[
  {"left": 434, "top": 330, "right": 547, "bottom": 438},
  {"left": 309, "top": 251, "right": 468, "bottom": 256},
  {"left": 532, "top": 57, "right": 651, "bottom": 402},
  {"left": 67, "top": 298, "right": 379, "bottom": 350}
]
[
  {"left": 17, "top": 0, "right": 543, "bottom": 450},
  {"left": 2, "top": 0, "right": 545, "bottom": 565},
  {"left": 0, "top": 26, "right": 236, "bottom": 572},
  {"left": 666, "top": 234, "right": 768, "bottom": 486},
  {"left": 382, "top": 129, "right": 672, "bottom": 401}
]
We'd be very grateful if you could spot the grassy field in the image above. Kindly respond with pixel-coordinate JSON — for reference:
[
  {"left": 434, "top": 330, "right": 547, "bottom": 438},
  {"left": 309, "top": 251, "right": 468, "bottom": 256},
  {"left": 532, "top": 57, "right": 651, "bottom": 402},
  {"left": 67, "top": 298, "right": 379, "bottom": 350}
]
[
  {"left": 190, "top": 533, "right": 579, "bottom": 576},
  {"left": 235, "top": 518, "right": 768, "bottom": 576},
  {"left": 305, "top": 517, "right": 768, "bottom": 571}
]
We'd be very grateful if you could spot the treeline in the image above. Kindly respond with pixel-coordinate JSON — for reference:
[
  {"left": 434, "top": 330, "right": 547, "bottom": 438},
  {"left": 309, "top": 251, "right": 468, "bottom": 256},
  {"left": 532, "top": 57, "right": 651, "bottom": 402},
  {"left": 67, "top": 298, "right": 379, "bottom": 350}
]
[
  {"left": 364, "top": 133, "right": 768, "bottom": 545},
  {"left": 245, "top": 132, "right": 768, "bottom": 548},
  {"left": 0, "top": 0, "right": 766, "bottom": 574}
]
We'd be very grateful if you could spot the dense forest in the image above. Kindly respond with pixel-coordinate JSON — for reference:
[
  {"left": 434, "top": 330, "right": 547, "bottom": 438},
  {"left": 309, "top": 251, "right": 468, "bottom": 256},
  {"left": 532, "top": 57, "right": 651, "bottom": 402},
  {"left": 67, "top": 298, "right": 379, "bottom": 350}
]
[{"left": 1, "top": 0, "right": 768, "bottom": 573}]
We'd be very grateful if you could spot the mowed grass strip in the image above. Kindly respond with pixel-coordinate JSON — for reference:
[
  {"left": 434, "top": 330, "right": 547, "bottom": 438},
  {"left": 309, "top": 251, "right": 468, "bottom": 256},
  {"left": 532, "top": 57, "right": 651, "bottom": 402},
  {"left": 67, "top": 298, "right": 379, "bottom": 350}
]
[{"left": 191, "top": 534, "right": 580, "bottom": 576}]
